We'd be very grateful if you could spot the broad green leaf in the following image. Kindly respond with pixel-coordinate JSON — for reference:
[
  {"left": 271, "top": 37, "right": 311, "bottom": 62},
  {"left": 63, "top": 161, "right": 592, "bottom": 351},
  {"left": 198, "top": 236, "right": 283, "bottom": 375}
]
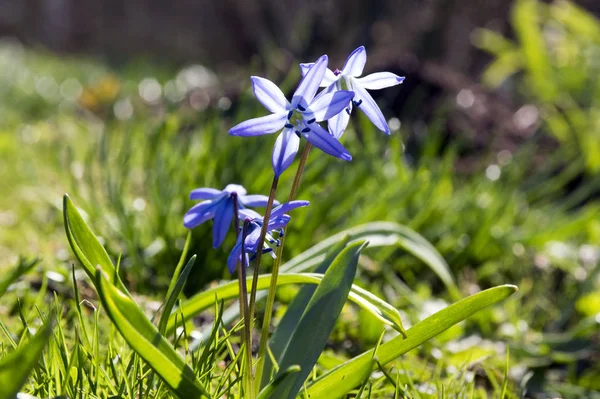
[
  {"left": 63, "top": 195, "right": 127, "bottom": 293},
  {"left": 283, "top": 222, "right": 455, "bottom": 291},
  {"left": 158, "top": 255, "right": 196, "bottom": 336},
  {"left": 166, "top": 272, "right": 404, "bottom": 337},
  {"left": 95, "top": 268, "right": 209, "bottom": 398},
  {"left": 305, "top": 284, "right": 518, "bottom": 399},
  {"left": 256, "top": 365, "right": 301, "bottom": 399},
  {"left": 268, "top": 240, "right": 367, "bottom": 399},
  {"left": 0, "top": 316, "right": 54, "bottom": 399},
  {"left": 261, "top": 238, "right": 350, "bottom": 389},
  {"left": 203, "top": 222, "right": 455, "bottom": 337}
]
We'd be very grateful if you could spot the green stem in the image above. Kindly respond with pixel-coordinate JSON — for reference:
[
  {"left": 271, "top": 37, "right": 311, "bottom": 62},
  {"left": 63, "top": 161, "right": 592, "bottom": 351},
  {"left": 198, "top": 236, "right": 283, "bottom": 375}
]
[
  {"left": 247, "top": 176, "right": 279, "bottom": 346},
  {"left": 237, "top": 219, "right": 254, "bottom": 398},
  {"left": 254, "top": 143, "right": 312, "bottom": 390}
]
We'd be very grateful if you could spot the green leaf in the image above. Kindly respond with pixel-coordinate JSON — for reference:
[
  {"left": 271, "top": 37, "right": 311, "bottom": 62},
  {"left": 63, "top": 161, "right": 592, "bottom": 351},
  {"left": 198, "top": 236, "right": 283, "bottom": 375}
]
[
  {"left": 158, "top": 255, "right": 196, "bottom": 336},
  {"left": 0, "top": 316, "right": 54, "bottom": 399},
  {"left": 304, "top": 284, "right": 518, "bottom": 399},
  {"left": 63, "top": 194, "right": 127, "bottom": 293},
  {"left": 472, "top": 27, "right": 517, "bottom": 56},
  {"left": 261, "top": 238, "right": 349, "bottom": 389},
  {"left": 551, "top": 1, "right": 600, "bottom": 44},
  {"left": 200, "top": 222, "right": 454, "bottom": 336},
  {"left": 256, "top": 365, "right": 301, "bottom": 399},
  {"left": 481, "top": 50, "right": 523, "bottom": 89},
  {"left": 284, "top": 222, "right": 456, "bottom": 291},
  {"left": 267, "top": 240, "right": 367, "bottom": 399},
  {"left": 94, "top": 268, "right": 209, "bottom": 398},
  {"left": 166, "top": 272, "right": 404, "bottom": 337},
  {"left": 512, "top": 0, "right": 556, "bottom": 101}
]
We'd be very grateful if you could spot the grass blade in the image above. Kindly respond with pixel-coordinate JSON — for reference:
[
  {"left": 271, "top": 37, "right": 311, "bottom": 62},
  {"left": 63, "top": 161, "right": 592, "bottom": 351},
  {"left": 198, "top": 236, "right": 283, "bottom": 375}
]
[
  {"left": 0, "top": 257, "right": 39, "bottom": 298},
  {"left": 0, "top": 315, "right": 54, "bottom": 399},
  {"left": 158, "top": 255, "right": 196, "bottom": 335}
]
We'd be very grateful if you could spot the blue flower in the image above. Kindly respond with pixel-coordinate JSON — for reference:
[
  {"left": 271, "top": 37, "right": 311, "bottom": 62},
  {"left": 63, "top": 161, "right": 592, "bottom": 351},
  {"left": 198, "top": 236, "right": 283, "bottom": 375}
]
[
  {"left": 226, "top": 200, "right": 309, "bottom": 273},
  {"left": 183, "top": 184, "right": 277, "bottom": 248},
  {"left": 300, "top": 46, "right": 405, "bottom": 138},
  {"left": 229, "top": 55, "right": 354, "bottom": 177}
]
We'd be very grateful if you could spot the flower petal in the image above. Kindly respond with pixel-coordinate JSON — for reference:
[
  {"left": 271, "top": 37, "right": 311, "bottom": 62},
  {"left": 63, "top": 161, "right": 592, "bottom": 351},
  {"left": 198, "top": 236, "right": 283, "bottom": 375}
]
[
  {"left": 328, "top": 103, "right": 352, "bottom": 139},
  {"left": 300, "top": 63, "right": 339, "bottom": 87},
  {"left": 268, "top": 215, "right": 291, "bottom": 231},
  {"left": 189, "top": 187, "right": 223, "bottom": 200},
  {"left": 243, "top": 228, "right": 263, "bottom": 253},
  {"left": 212, "top": 201, "right": 234, "bottom": 248},
  {"left": 351, "top": 81, "right": 390, "bottom": 134},
  {"left": 271, "top": 200, "right": 310, "bottom": 219},
  {"left": 223, "top": 184, "right": 247, "bottom": 196},
  {"left": 341, "top": 46, "right": 367, "bottom": 77},
  {"left": 183, "top": 199, "right": 222, "bottom": 228},
  {"left": 239, "top": 208, "right": 261, "bottom": 220},
  {"left": 303, "top": 123, "right": 352, "bottom": 161},
  {"left": 272, "top": 128, "right": 300, "bottom": 177},
  {"left": 229, "top": 112, "right": 287, "bottom": 136},
  {"left": 305, "top": 90, "right": 354, "bottom": 122},
  {"left": 354, "top": 72, "right": 405, "bottom": 90},
  {"left": 251, "top": 76, "right": 290, "bottom": 113},
  {"left": 299, "top": 63, "right": 312, "bottom": 76},
  {"left": 239, "top": 194, "right": 279, "bottom": 207},
  {"left": 292, "top": 55, "right": 328, "bottom": 109},
  {"left": 227, "top": 239, "right": 243, "bottom": 274}
]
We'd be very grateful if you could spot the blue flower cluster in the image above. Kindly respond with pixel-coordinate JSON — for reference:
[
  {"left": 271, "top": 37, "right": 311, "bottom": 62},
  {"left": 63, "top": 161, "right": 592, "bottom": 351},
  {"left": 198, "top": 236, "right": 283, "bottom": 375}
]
[
  {"left": 185, "top": 46, "right": 404, "bottom": 273},
  {"left": 184, "top": 182, "right": 308, "bottom": 273},
  {"left": 230, "top": 46, "right": 404, "bottom": 177},
  {"left": 227, "top": 201, "right": 309, "bottom": 273}
]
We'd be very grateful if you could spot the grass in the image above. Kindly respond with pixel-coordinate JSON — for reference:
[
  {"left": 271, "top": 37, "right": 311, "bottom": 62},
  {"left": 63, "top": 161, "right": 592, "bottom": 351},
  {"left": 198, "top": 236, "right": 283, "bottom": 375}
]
[{"left": 0, "top": 23, "right": 599, "bottom": 398}]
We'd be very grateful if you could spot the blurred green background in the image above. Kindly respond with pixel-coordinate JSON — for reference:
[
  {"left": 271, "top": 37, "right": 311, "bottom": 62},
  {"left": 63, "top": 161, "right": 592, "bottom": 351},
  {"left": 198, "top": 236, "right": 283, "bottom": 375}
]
[{"left": 1, "top": 0, "right": 599, "bottom": 397}]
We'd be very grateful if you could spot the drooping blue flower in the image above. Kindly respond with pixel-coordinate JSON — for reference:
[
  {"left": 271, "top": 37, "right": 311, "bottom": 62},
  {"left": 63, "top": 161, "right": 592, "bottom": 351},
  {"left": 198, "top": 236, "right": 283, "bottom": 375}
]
[
  {"left": 229, "top": 55, "right": 354, "bottom": 177},
  {"left": 226, "top": 200, "right": 309, "bottom": 273},
  {"left": 300, "top": 46, "right": 405, "bottom": 138},
  {"left": 183, "top": 184, "right": 278, "bottom": 248}
]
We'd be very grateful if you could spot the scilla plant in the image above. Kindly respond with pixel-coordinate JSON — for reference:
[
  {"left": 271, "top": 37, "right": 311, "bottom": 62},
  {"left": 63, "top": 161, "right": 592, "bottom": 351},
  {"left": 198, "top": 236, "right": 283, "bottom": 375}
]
[{"left": 48, "top": 46, "right": 517, "bottom": 399}]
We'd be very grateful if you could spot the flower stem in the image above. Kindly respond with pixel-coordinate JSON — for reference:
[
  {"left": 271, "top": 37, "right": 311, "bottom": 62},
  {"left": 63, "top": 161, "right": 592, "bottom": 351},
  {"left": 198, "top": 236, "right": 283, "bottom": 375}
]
[
  {"left": 247, "top": 176, "right": 279, "bottom": 336},
  {"left": 238, "top": 219, "right": 254, "bottom": 398},
  {"left": 233, "top": 196, "right": 254, "bottom": 398},
  {"left": 254, "top": 143, "right": 312, "bottom": 389}
]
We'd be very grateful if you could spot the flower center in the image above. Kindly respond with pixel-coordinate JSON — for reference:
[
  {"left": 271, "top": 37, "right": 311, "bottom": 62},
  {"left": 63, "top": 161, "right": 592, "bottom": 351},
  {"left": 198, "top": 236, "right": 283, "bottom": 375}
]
[{"left": 288, "top": 109, "right": 304, "bottom": 127}]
